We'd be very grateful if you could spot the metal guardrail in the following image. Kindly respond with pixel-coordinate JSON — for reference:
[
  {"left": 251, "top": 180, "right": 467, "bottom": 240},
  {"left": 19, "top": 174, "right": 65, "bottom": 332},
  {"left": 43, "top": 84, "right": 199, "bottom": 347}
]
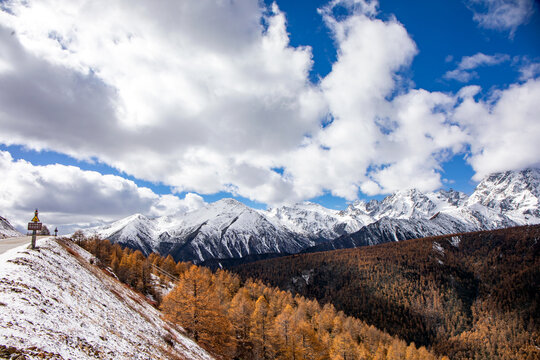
[{"left": 151, "top": 264, "right": 179, "bottom": 282}]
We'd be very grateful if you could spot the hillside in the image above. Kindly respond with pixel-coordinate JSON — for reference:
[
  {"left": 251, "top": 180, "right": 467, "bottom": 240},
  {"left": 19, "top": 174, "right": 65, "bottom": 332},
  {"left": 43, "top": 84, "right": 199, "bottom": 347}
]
[
  {"left": 85, "top": 168, "right": 540, "bottom": 264},
  {"left": 0, "top": 237, "right": 213, "bottom": 360},
  {"left": 77, "top": 235, "right": 448, "bottom": 360},
  {"left": 230, "top": 225, "right": 540, "bottom": 360},
  {"left": 0, "top": 215, "right": 22, "bottom": 238}
]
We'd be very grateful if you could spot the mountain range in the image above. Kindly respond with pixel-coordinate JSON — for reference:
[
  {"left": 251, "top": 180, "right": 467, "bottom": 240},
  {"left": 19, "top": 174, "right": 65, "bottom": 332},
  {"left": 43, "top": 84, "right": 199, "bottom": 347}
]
[{"left": 84, "top": 168, "right": 540, "bottom": 263}]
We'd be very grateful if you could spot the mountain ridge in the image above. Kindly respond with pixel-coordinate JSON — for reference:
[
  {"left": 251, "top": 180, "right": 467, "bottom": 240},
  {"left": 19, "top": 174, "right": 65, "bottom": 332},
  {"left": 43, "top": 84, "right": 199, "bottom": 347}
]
[{"left": 85, "top": 168, "right": 540, "bottom": 263}]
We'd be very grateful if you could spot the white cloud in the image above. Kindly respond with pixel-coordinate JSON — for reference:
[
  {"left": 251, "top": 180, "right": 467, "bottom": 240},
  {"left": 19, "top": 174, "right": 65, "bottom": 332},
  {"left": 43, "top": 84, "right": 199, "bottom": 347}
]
[
  {"left": 466, "top": 0, "right": 535, "bottom": 35},
  {"left": 518, "top": 61, "right": 540, "bottom": 81},
  {"left": 459, "top": 53, "right": 510, "bottom": 70},
  {"left": 320, "top": 0, "right": 379, "bottom": 19},
  {"left": 444, "top": 53, "right": 510, "bottom": 82},
  {"left": 0, "top": 0, "right": 324, "bottom": 205},
  {"left": 453, "top": 78, "right": 540, "bottom": 179},
  {"left": 0, "top": 0, "right": 538, "bottom": 214},
  {"left": 0, "top": 151, "right": 205, "bottom": 233},
  {"left": 283, "top": 1, "right": 467, "bottom": 198}
]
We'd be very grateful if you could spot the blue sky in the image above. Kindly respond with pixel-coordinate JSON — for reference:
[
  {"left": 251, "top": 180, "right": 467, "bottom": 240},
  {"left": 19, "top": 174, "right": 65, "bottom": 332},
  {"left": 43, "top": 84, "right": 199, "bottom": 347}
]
[{"left": 0, "top": 0, "right": 539, "bottom": 229}]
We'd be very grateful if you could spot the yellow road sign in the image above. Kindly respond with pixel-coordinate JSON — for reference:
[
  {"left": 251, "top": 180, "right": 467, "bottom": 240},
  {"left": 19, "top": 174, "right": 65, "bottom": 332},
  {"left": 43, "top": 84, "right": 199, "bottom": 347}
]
[{"left": 31, "top": 209, "right": 40, "bottom": 223}]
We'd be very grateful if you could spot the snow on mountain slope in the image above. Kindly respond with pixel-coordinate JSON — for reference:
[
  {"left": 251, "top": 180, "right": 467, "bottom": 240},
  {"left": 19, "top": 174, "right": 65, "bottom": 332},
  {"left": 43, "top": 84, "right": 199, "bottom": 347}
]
[
  {"left": 344, "top": 188, "right": 470, "bottom": 222},
  {"left": 0, "top": 237, "right": 213, "bottom": 360},
  {"left": 86, "top": 168, "right": 540, "bottom": 263},
  {"left": 0, "top": 215, "right": 22, "bottom": 238},
  {"left": 94, "top": 213, "right": 157, "bottom": 255},
  {"left": 266, "top": 202, "right": 367, "bottom": 239},
  {"left": 467, "top": 168, "right": 540, "bottom": 224},
  {"left": 370, "top": 188, "right": 439, "bottom": 219},
  {"left": 304, "top": 169, "right": 540, "bottom": 253},
  {"left": 88, "top": 199, "right": 312, "bottom": 263},
  {"left": 156, "top": 199, "right": 312, "bottom": 263},
  {"left": 304, "top": 212, "right": 476, "bottom": 253}
]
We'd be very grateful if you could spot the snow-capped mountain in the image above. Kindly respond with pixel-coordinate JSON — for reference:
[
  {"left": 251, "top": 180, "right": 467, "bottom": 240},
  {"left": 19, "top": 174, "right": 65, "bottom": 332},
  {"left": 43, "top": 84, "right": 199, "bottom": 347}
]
[
  {"left": 466, "top": 168, "right": 540, "bottom": 223},
  {"left": 0, "top": 215, "right": 22, "bottom": 238},
  {"left": 86, "top": 168, "right": 540, "bottom": 263},
  {"left": 265, "top": 202, "right": 367, "bottom": 240},
  {"left": 305, "top": 169, "right": 539, "bottom": 252},
  {"left": 90, "top": 199, "right": 313, "bottom": 263}
]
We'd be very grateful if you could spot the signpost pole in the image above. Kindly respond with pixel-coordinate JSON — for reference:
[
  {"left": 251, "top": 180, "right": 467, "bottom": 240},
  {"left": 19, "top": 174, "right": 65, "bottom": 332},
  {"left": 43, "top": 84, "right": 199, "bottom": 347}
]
[
  {"left": 27, "top": 209, "right": 42, "bottom": 250},
  {"left": 31, "top": 229, "right": 37, "bottom": 249}
]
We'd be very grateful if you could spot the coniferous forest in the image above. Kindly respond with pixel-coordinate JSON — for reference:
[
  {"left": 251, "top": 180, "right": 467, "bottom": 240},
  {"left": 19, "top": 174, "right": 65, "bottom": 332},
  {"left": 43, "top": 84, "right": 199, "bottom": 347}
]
[
  {"left": 77, "top": 235, "right": 447, "bottom": 360},
  {"left": 76, "top": 225, "right": 539, "bottom": 359},
  {"left": 230, "top": 225, "right": 540, "bottom": 360}
]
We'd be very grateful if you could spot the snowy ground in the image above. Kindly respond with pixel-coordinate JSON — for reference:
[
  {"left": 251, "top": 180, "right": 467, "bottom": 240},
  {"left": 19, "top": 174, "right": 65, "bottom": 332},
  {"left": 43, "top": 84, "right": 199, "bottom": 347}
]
[{"left": 0, "top": 237, "right": 214, "bottom": 360}]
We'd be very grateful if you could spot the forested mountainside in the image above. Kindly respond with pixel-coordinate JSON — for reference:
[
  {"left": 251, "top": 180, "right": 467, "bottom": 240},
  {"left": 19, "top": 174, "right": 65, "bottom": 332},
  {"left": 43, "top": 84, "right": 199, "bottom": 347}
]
[
  {"left": 230, "top": 225, "right": 540, "bottom": 360},
  {"left": 78, "top": 235, "right": 448, "bottom": 360},
  {"left": 85, "top": 168, "right": 540, "bottom": 264}
]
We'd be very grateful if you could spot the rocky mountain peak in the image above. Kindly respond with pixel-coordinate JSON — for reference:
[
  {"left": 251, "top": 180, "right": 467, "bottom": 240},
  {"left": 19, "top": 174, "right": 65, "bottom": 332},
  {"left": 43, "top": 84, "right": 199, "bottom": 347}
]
[
  {"left": 467, "top": 168, "right": 540, "bottom": 219},
  {"left": 214, "top": 198, "right": 245, "bottom": 207},
  {"left": 85, "top": 168, "right": 540, "bottom": 263}
]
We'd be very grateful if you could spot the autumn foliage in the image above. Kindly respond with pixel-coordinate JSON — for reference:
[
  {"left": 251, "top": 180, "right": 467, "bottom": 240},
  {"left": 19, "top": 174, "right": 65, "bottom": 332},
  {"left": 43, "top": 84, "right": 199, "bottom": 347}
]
[
  {"left": 160, "top": 264, "right": 444, "bottom": 360},
  {"left": 76, "top": 234, "right": 446, "bottom": 360},
  {"left": 232, "top": 225, "right": 540, "bottom": 360}
]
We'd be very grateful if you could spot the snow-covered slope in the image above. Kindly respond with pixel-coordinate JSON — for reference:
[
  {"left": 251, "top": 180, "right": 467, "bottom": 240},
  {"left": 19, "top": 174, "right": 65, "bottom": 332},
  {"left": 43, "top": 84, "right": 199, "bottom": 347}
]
[
  {"left": 95, "top": 213, "right": 157, "bottom": 255},
  {"left": 305, "top": 213, "right": 476, "bottom": 253},
  {"left": 0, "top": 237, "right": 213, "bottom": 360},
  {"left": 0, "top": 215, "right": 22, "bottom": 238},
  {"left": 89, "top": 199, "right": 312, "bottom": 263},
  {"left": 266, "top": 202, "right": 367, "bottom": 239},
  {"left": 466, "top": 168, "right": 540, "bottom": 224},
  {"left": 305, "top": 169, "right": 540, "bottom": 252},
  {"left": 87, "top": 168, "right": 540, "bottom": 262}
]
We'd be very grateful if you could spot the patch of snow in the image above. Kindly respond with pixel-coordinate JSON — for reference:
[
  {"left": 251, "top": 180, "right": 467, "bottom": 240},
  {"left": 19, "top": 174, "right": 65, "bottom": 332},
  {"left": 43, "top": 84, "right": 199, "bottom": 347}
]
[
  {"left": 301, "top": 269, "right": 314, "bottom": 285},
  {"left": 449, "top": 236, "right": 461, "bottom": 248},
  {"left": 432, "top": 241, "right": 445, "bottom": 255}
]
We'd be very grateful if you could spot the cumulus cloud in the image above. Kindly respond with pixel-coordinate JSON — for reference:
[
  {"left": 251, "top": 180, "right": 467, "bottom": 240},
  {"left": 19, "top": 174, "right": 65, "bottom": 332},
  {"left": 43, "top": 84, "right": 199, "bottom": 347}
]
[
  {"left": 466, "top": 0, "right": 535, "bottom": 35},
  {"left": 0, "top": 0, "right": 538, "bottom": 216},
  {"left": 282, "top": 1, "right": 467, "bottom": 197},
  {"left": 444, "top": 53, "right": 510, "bottom": 82},
  {"left": 453, "top": 79, "right": 540, "bottom": 179},
  {"left": 0, "top": 151, "right": 205, "bottom": 233},
  {"left": 0, "top": 0, "right": 324, "bottom": 205}
]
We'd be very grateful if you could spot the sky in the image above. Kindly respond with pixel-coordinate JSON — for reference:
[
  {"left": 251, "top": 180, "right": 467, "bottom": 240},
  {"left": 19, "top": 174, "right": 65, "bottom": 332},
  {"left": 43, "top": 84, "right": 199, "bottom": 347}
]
[{"left": 0, "top": 0, "right": 539, "bottom": 233}]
